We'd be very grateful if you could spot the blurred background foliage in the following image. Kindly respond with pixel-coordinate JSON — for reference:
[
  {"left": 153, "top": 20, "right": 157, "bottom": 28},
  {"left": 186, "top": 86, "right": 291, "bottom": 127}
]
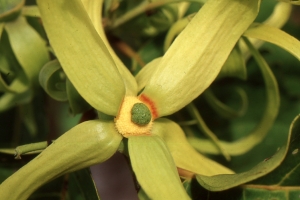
[{"left": 0, "top": 0, "right": 300, "bottom": 199}]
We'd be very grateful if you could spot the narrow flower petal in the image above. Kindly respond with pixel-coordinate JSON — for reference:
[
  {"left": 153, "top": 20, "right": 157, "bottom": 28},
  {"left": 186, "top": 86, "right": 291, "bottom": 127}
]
[
  {"left": 243, "top": 23, "right": 300, "bottom": 60},
  {"left": 189, "top": 37, "right": 280, "bottom": 156},
  {"left": 240, "top": 2, "right": 292, "bottom": 60},
  {"left": 141, "top": 0, "right": 260, "bottom": 117},
  {"left": 152, "top": 118, "right": 234, "bottom": 176},
  {"left": 135, "top": 57, "right": 161, "bottom": 92},
  {"left": 82, "top": 0, "right": 138, "bottom": 96},
  {"left": 0, "top": 120, "right": 122, "bottom": 200},
  {"left": 128, "top": 135, "right": 190, "bottom": 200},
  {"left": 37, "top": 0, "right": 125, "bottom": 115}
]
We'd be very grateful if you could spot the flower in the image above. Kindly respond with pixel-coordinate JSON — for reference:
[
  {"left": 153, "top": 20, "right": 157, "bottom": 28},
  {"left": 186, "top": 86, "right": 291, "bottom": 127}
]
[{"left": 0, "top": 0, "right": 261, "bottom": 199}]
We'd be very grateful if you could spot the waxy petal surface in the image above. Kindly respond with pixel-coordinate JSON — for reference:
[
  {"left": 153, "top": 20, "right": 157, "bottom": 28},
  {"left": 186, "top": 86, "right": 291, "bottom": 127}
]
[
  {"left": 0, "top": 120, "right": 122, "bottom": 200},
  {"left": 153, "top": 118, "right": 234, "bottom": 176},
  {"left": 37, "top": 0, "right": 125, "bottom": 115},
  {"left": 141, "top": 0, "right": 260, "bottom": 117},
  {"left": 81, "top": 0, "right": 138, "bottom": 96},
  {"left": 128, "top": 135, "right": 190, "bottom": 199}
]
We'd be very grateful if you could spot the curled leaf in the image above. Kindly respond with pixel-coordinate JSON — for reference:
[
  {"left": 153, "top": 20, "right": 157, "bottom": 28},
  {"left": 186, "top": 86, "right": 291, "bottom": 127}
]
[{"left": 39, "top": 60, "right": 67, "bottom": 101}]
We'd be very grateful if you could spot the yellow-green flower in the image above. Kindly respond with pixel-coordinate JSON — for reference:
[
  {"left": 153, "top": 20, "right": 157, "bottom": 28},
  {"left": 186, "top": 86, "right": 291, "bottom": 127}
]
[{"left": 0, "top": 0, "right": 261, "bottom": 199}]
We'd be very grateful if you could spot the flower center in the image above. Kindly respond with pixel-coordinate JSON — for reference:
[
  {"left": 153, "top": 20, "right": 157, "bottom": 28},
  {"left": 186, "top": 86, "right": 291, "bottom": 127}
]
[
  {"left": 131, "top": 103, "right": 151, "bottom": 125},
  {"left": 115, "top": 96, "right": 153, "bottom": 137}
]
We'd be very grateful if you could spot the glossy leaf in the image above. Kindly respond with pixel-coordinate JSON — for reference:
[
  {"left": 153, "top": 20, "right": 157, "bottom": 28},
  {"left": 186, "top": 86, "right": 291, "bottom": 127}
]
[
  {"left": 195, "top": 114, "right": 299, "bottom": 191},
  {"left": 152, "top": 118, "right": 234, "bottom": 176},
  {"left": 128, "top": 135, "right": 190, "bottom": 200},
  {"left": 5, "top": 16, "right": 49, "bottom": 86},
  {"left": 37, "top": 0, "right": 125, "bottom": 115},
  {"left": 71, "top": 168, "right": 100, "bottom": 200},
  {"left": 0, "top": 32, "right": 28, "bottom": 94},
  {"left": 0, "top": 120, "right": 122, "bottom": 200},
  {"left": 140, "top": 0, "right": 260, "bottom": 117}
]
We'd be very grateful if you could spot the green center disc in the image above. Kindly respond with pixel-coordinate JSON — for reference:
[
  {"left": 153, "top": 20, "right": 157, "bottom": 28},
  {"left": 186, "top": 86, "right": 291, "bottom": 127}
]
[{"left": 131, "top": 103, "right": 151, "bottom": 125}]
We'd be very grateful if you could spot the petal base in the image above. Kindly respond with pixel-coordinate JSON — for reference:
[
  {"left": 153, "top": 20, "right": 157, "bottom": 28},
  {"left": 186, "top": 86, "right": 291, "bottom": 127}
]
[{"left": 115, "top": 96, "right": 153, "bottom": 137}]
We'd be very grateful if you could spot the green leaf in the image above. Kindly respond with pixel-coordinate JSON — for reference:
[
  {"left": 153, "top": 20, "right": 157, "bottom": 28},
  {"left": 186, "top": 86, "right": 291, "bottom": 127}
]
[
  {"left": 128, "top": 135, "right": 190, "bottom": 200},
  {"left": 37, "top": 0, "right": 125, "bottom": 115},
  {"left": 140, "top": 0, "right": 260, "bottom": 117},
  {"left": 188, "top": 38, "right": 279, "bottom": 156},
  {"left": 4, "top": 16, "right": 49, "bottom": 86},
  {"left": 0, "top": 84, "right": 32, "bottom": 112},
  {"left": 66, "top": 78, "right": 91, "bottom": 115},
  {"left": 203, "top": 87, "right": 248, "bottom": 119},
  {"left": 131, "top": 38, "right": 164, "bottom": 75},
  {"left": 0, "top": 36, "right": 28, "bottom": 94},
  {"left": 243, "top": 23, "right": 300, "bottom": 61},
  {"left": 20, "top": 103, "right": 38, "bottom": 137},
  {"left": 152, "top": 118, "right": 234, "bottom": 176},
  {"left": 39, "top": 60, "right": 68, "bottom": 101},
  {"left": 217, "top": 45, "right": 247, "bottom": 80},
  {"left": 248, "top": 119, "right": 300, "bottom": 186},
  {"left": 186, "top": 103, "right": 231, "bottom": 161},
  {"left": 0, "top": 120, "right": 122, "bottom": 200},
  {"left": 0, "top": 22, "right": 3, "bottom": 37},
  {"left": 0, "top": 0, "right": 24, "bottom": 22},
  {"left": 71, "top": 168, "right": 100, "bottom": 200},
  {"left": 195, "top": 114, "right": 299, "bottom": 192}
]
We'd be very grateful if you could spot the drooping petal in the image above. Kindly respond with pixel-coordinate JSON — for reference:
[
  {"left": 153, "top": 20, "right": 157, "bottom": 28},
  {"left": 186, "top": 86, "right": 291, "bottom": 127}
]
[
  {"left": 152, "top": 118, "right": 234, "bottom": 176},
  {"left": 128, "top": 135, "right": 190, "bottom": 200},
  {"left": 140, "top": 0, "right": 260, "bottom": 117},
  {"left": 243, "top": 23, "right": 300, "bottom": 61},
  {"left": 240, "top": 2, "right": 292, "bottom": 60},
  {"left": 188, "top": 37, "right": 280, "bottom": 156},
  {"left": 0, "top": 120, "right": 122, "bottom": 200},
  {"left": 81, "top": 0, "right": 138, "bottom": 96},
  {"left": 37, "top": 0, "right": 125, "bottom": 115}
]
